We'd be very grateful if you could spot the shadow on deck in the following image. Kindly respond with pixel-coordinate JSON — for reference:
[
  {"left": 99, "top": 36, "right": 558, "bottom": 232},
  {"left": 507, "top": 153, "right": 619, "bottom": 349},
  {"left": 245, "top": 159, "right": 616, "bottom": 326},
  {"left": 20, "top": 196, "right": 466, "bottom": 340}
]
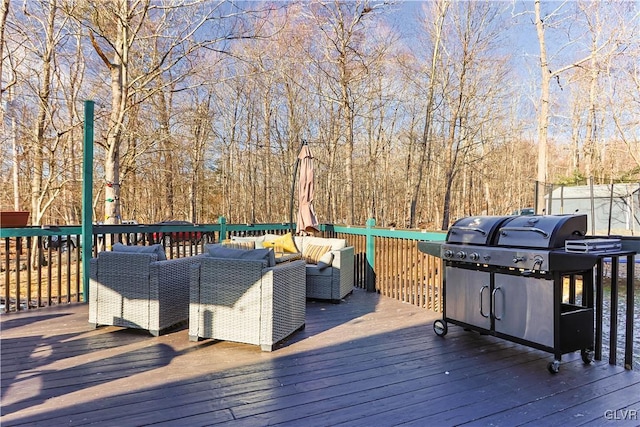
[{"left": 1, "top": 288, "right": 639, "bottom": 426}]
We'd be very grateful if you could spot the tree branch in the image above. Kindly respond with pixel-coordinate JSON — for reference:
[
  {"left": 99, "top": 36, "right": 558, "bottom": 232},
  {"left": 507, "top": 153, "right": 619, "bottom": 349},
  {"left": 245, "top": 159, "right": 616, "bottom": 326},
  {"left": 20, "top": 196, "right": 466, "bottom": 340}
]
[{"left": 89, "top": 30, "right": 113, "bottom": 69}]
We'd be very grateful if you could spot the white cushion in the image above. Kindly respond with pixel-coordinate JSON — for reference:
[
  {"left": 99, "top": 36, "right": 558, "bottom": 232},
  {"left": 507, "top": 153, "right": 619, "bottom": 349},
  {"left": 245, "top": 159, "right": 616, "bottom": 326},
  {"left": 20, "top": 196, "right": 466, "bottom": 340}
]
[{"left": 317, "top": 251, "right": 334, "bottom": 270}]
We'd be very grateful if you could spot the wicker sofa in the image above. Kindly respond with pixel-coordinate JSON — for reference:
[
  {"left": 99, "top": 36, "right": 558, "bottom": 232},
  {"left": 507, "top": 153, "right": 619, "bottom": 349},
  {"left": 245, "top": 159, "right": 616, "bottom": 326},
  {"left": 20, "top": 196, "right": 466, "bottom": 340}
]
[
  {"left": 89, "top": 248, "right": 198, "bottom": 336},
  {"left": 188, "top": 255, "right": 306, "bottom": 351},
  {"left": 231, "top": 234, "right": 355, "bottom": 303}
]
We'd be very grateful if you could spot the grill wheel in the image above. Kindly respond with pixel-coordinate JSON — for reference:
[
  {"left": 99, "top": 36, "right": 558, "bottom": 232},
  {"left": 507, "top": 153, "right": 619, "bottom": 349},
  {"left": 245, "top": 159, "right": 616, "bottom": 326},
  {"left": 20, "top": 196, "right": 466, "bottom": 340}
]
[{"left": 433, "top": 319, "right": 448, "bottom": 337}]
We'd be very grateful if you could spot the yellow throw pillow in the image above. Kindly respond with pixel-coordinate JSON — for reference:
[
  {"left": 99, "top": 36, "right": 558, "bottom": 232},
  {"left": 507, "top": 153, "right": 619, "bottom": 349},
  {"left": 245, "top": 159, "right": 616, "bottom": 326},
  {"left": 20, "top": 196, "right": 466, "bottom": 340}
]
[
  {"left": 262, "top": 232, "right": 299, "bottom": 253},
  {"left": 303, "top": 244, "right": 332, "bottom": 264}
]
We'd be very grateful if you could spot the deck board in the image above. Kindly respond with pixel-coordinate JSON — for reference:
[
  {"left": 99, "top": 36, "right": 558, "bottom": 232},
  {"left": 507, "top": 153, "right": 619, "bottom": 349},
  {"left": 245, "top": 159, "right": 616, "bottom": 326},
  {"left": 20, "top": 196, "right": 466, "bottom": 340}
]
[{"left": 1, "top": 288, "right": 639, "bottom": 426}]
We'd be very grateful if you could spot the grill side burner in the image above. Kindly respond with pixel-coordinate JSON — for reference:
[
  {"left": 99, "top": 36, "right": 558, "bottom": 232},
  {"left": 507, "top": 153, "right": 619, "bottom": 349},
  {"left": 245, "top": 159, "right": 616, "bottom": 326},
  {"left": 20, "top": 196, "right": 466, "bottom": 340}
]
[{"left": 429, "top": 213, "right": 598, "bottom": 374}]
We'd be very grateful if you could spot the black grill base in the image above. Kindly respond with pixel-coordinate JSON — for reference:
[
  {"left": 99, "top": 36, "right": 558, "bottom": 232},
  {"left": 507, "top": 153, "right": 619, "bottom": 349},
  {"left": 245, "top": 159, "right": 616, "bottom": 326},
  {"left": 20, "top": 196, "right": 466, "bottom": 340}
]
[
  {"left": 560, "top": 303, "right": 594, "bottom": 354},
  {"left": 437, "top": 265, "right": 596, "bottom": 374}
]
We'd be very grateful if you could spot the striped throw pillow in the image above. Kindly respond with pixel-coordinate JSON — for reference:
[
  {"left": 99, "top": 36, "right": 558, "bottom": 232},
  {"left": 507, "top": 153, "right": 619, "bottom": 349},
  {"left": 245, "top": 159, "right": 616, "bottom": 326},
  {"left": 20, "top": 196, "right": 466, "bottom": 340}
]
[
  {"left": 303, "top": 244, "right": 332, "bottom": 265},
  {"left": 221, "top": 239, "right": 255, "bottom": 250}
]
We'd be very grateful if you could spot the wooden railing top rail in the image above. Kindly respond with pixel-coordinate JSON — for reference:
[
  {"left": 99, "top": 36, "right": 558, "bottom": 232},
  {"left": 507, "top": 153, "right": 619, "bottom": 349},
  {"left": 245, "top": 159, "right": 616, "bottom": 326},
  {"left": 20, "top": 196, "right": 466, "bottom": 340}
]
[
  {"left": 322, "top": 223, "right": 447, "bottom": 241},
  {"left": 4, "top": 222, "right": 638, "bottom": 251},
  {"left": 0, "top": 221, "right": 449, "bottom": 242}
]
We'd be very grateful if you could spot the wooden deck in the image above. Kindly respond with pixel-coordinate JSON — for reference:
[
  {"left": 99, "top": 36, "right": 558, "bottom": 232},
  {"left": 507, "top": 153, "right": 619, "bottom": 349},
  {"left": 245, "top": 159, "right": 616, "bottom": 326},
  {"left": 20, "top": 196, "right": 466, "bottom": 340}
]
[{"left": 2, "top": 288, "right": 639, "bottom": 426}]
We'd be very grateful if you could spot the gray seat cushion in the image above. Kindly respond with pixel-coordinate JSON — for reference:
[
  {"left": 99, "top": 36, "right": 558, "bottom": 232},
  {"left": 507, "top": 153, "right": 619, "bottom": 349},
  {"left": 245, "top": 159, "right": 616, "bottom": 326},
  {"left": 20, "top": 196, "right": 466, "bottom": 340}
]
[
  {"left": 112, "top": 243, "right": 167, "bottom": 261},
  {"left": 305, "top": 264, "right": 333, "bottom": 276},
  {"left": 206, "top": 245, "right": 275, "bottom": 267}
]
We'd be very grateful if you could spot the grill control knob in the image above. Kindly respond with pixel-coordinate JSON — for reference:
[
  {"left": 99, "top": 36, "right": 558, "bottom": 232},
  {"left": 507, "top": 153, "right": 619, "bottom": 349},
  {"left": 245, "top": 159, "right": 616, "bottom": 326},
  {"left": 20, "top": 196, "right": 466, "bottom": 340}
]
[
  {"left": 513, "top": 256, "right": 525, "bottom": 263},
  {"left": 456, "top": 251, "right": 467, "bottom": 259},
  {"left": 443, "top": 250, "right": 454, "bottom": 258},
  {"left": 469, "top": 252, "right": 480, "bottom": 261}
]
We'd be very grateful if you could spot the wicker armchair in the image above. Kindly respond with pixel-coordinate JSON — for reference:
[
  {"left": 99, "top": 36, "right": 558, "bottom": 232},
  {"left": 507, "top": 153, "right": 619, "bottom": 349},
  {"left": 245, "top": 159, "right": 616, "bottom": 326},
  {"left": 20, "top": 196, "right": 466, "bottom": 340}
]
[
  {"left": 304, "top": 246, "right": 355, "bottom": 303},
  {"left": 89, "top": 251, "right": 198, "bottom": 336},
  {"left": 188, "top": 257, "right": 306, "bottom": 351}
]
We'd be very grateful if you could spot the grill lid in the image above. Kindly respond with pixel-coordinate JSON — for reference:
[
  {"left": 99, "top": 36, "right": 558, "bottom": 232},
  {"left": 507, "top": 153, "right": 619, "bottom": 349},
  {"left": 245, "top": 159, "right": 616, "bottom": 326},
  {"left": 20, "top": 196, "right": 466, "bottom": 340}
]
[
  {"left": 446, "top": 216, "right": 512, "bottom": 245},
  {"left": 496, "top": 214, "right": 587, "bottom": 249}
]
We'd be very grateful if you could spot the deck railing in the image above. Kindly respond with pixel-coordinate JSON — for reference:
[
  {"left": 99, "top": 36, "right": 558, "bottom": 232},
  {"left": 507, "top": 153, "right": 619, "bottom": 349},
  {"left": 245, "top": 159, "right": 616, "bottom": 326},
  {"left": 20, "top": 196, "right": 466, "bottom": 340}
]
[
  {"left": 1, "top": 219, "right": 636, "bottom": 370},
  {"left": 321, "top": 221, "right": 445, "bottom": 311},
  {"left": 1, "top": 219, "right": 445, "bottom": 312}
]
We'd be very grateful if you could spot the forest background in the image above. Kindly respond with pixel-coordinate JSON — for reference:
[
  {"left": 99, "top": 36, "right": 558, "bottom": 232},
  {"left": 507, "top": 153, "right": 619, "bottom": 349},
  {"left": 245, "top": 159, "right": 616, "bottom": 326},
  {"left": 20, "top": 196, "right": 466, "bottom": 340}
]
[{"left": 1, "top": 0, "right": 639, "bottom": 231}]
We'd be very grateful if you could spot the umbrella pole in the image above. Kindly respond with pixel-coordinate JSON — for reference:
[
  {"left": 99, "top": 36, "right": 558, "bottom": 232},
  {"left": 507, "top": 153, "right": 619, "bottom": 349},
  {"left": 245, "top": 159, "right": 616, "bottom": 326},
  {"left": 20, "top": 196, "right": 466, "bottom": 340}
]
[{"left": 289, "top": 140, "right": 307, "bottom": 235}]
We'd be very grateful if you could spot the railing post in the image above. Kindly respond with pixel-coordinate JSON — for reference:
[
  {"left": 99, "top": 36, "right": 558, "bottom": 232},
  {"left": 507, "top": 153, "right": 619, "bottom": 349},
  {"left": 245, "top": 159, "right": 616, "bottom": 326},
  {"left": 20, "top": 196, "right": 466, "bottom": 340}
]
[
  {"left": 218, "top": 216, "right": 227, "bottom": 242},
  {"left": 625, "top": 253, "right": 635, "bottom": 370},
  {"left": 365, "top": 218, "right": 376, "bottom": 292},
  {"left": 81, "top": 100, "right": 94, "bottom": 303}
]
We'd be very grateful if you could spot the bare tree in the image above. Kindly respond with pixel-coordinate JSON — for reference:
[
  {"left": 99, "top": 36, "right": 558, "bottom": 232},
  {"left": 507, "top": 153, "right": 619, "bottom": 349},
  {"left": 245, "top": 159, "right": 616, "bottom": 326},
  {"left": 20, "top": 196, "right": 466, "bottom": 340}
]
[
  {"left": 533, "top": 0, "right": 619, "bottom": 211},
  {"left": 0, "top": 0, "right": 9, "bottom": 115},
  {"left": 9, "top": 0, "right": 76, "bottom": 226},
  {"left": 434, "top": 2, "right": 510, "bottom": 228},
  {"left": 0, "top": 0, "right": 18, "bottom": 210},
  {"left": 305, "top": 1, "right": 388, "bottom": 224},
  {"left": 2, "top": 1, "right": 638, "bottom": 230},
  {"left": 71, "top": 0, "right": 268, "bottom": 224},
  {"left": 407, "top": 0, "right": 448, "bottom": 228},
  {"left": 580, "top": 1, "right": 639, "bottom": 176}
]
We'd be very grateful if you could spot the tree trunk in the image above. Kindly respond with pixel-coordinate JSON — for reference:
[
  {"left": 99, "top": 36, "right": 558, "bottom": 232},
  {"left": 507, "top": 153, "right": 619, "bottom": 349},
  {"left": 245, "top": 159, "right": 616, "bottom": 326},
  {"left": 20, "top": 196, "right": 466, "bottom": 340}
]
[
  {"left": 30, "top": 0, "right": 57, "bottom": 227},
  {"left": 441, "top": 171, "right": 455, "bottom": 230},
  {"left": 340, "top": 55, "right": 355, "bottom": 225},
  {"left": 535, "top": 0, "right": 550, "bottom": 214},
  {"left": 101, "top": 0, "right": 129, "bottom": 226},
  {"left": 584, "top": 35, "right": 599, "bottom": 179},
  {"left": 104, "top": 62, "right": 125, "bottom": 225},
  {"left": 0, "top": 0, "right": 15, "bottom": 209},
  {"left": 0, "top": 0, "right": 8, "bottom": 100}
]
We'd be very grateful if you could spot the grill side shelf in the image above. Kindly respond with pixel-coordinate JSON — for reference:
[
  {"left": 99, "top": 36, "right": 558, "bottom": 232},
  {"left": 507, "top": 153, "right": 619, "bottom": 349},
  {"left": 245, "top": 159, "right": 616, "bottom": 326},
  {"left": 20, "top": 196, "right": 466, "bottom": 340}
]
[
  {"left": 417, "top": 241, "right": 443, "bottom": 258},
  {"left": 548, "top": 251, "right": 598, "bottom": 272}
]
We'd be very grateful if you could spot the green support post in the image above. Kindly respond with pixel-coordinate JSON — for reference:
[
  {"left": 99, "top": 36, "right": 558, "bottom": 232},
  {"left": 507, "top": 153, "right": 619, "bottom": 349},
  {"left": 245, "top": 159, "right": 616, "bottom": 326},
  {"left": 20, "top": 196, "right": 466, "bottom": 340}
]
[
  {"left": 81, "top": 101, "right": 94, "bottom": 302},
  {"left": 365, "top": 218, "right": 376, "bottom": 292},
  {"left": 218, "top": 216, "right": 227, "bottom": 242}
]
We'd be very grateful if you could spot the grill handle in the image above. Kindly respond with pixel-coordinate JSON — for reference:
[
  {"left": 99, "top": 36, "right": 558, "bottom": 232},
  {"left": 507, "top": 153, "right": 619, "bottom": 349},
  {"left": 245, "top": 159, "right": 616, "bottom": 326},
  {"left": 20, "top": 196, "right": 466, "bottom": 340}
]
[
  {"left": 492, "top": 287, "right": 503, "bottom": 320},
  {"left": 450, "top": 226, "right": 486, "bottom": 236},
  {"left": 480, "top": 285, "right": 490, "bottom": 318},
  {"left": 499, "top": 226, "right": 549, "bottom": 238}
]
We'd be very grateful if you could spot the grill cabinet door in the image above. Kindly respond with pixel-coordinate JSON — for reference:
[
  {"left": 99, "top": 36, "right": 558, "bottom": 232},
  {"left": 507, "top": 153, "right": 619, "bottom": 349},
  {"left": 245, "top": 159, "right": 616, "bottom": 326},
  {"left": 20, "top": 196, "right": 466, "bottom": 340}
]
[
  {"left": 492, "top": 274, "right": 554, "bottom": 348},
  {"left": 445, "top": 267, "right": 491, "bottom": 330}
]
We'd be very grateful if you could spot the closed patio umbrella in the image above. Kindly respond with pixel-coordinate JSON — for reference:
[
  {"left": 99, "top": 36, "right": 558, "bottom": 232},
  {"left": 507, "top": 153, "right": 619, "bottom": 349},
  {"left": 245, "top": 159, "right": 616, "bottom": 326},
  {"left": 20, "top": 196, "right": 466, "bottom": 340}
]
[{"left": 296, "top": 143, "right": 319, "bottom": 235}]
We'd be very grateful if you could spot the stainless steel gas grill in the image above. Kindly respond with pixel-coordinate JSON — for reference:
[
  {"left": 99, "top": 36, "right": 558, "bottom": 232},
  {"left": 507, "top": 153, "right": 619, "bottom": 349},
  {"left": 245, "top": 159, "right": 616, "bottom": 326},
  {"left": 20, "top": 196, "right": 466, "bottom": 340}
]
[{"left": 420, "top": 214, "right": 599, "bottom": 373}]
